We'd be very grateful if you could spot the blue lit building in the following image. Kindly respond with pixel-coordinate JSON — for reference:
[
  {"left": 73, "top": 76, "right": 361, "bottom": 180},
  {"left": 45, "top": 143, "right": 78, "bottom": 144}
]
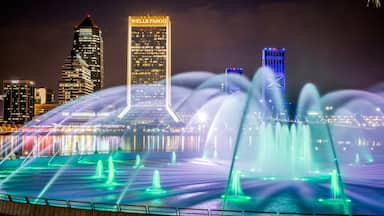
[
  {"left": 224, "top": 67, "right": 243, "bottom": 94},
  {"left": 261, "top": 48, "right": 286, "bottom": 101}
]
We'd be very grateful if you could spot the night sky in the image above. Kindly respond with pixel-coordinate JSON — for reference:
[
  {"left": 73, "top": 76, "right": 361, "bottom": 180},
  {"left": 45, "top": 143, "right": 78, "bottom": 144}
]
[{"left": 0, "top": 0, "right": 383, "bottom": 101}]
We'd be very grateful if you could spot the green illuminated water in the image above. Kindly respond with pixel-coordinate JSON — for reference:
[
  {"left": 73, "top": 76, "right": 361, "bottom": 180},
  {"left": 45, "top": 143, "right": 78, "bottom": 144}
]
[
  {"left": 171, "top": 152, "right": 176, "bottom": 164},
  {"left": 146, "top": 169, "right": 166, "bottom": 194},
  {"left": 96, "top": 160, "right": 103, "bottom": 178},
  {"left": 222, "top": 170, "right": 250, "bottom": 201},
  {"left": 107, "top": 156, "right": 114, "bottom": 184},
  {"left": 133, "top": 154, "right": 143, "bottom": 168},
  {"left": 355, "top": 153, "right": 360, "bottom": 165},
  {"left": 229, "top": 170, "right": 243, "bottom": 196},
  {"left": 331, "top": 169, "right": 341, "bottom": 200},
  {"left": 317, "top": 169, "right": 350, "bottom": 215},
  {"left": 152, "top": 170, "right": 161, "bottom": 189},
  {"left": 255, "top": 122, "right": 313, "bottom": 176}
]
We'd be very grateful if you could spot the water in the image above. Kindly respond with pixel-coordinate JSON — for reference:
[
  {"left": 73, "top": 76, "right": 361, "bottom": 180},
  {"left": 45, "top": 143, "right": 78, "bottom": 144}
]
[
  {"left": 331, "top": 169, "right": 341, "bottom": 200},
  {"left": 0, "top": 69, "right": 382, "bottom": 215},
  {"left": 146, "top": 169, "right": 166, "bottom": 194},
  {"left": 133, "top": 154, "right": 143, "bottom": 168},
  {"left": 355, "top": 153, "right": 360, "bottom": 165},
  {"left": 107, "top": 156, "right": 114, "bottom": 184},
  {"left": 96, "top": 160, "right": 103, "bottom": 178},
  {"left": 222, "top": 170, "right": 250, "bottom": 201},
  {"left": 254, "top": 122, "right": 313, "bottom": 177},
  {"left": 1, "top": 155, "right": 381, "bottom": 214},
  {"left": 171, "top": 152, "right": 176, "bottom": 164}
]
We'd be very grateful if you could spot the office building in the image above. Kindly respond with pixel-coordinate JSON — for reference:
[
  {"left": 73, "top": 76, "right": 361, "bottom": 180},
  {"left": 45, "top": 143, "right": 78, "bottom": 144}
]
[
  {"left": 58, "top": 54, "right": 94, "bottom": 104},
  {"left": 119, "top": 15, "right": 179, "bottom": 122},
  {"left": 35, "top": 87, "right": 55, "bottom": 104},
  {"left": 261, "top": 48, "right": 286, "bottom": 102},
  {"left": 3, "top": 80, "right": 35, "bottom": 124},
  {"left": 224, "top": 67, "right": 244, "bottom": 94},
  {"left": 72, "top": 15, "right": 104, "bottom": 91}
]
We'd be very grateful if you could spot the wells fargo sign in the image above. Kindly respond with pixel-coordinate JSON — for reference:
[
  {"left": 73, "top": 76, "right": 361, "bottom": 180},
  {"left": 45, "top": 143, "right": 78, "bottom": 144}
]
[{"left": 129, "top": 16, "right": 169, "bottom": 26}]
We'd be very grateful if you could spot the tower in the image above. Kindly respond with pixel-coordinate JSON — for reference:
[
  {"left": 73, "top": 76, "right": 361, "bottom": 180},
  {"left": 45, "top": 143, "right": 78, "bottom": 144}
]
[
  {"left": 224, "top": 67, "right": 243, "bottom": 94},
  {"left": 58, "top": 54, "right": 94, "bottom": 104},
  {"left": 3, "top": 80, "right": 35, "bottom": 124},
  {"left": 72, "top": 15, "right": 104, "bottom": 91},
  {"left": 119, "top": 16, "right": 179, "bottom": 122},
  {"left": 261, "top": 48, "right": 286, "bottom": 103}
]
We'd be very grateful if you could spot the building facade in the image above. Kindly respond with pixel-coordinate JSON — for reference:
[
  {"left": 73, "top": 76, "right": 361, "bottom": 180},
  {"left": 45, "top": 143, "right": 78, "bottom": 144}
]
[
  {"left": 34, "top": 87, "right": 57, "bottom": 116},
  {"left": 261, "top": 48, "right": 286, "bottom": 102},
  {"left": 119, "top": 15, "right": 178, "bottom": 122},
  {"left": 72, "top": 15, "right": 104, "bottom": 91},
  {"left": 3, "top": 80, "right": 35, "bottom": 124},
  {"left": 224, "top": 67, "right": 244, "bottom": 94},
  {"left": 35, "top": 87, "right": 55, "bottom": 104},
  {"left": 58, "top": 54, "right": 94, "bottom": 104}
]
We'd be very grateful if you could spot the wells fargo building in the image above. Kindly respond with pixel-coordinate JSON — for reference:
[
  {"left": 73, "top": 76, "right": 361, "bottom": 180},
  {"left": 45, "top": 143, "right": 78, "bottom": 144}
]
[
  {"left": 120, "top": 16, "right": 179, "bottom": 122},
  {"left": 128, "top": 16, "right": 171, "bottom": 107}
]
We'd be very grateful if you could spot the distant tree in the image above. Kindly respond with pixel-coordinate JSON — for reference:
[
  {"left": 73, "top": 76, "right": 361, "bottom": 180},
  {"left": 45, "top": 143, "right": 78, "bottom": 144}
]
[{"left": 367, "top": 0, "right": 381, "bottom": 7}]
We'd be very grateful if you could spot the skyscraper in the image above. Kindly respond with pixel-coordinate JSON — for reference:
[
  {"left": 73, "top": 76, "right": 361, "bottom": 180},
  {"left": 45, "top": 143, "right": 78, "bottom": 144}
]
[
  {"left": 72, "top": 15, "right": 104, "bottom": 91},
  {"left": 261, "top": 48, "right": 286, "bottom": 102},
  {"left": 3, "top": 80, "right": 35, "bottom": 124},
  {"left": 224, "top": 67, "right": 244, "bottom": 94},
  {"left": 119, "top": 15, "right": 179, "bottom": 122},
  {"left": 58, "top": 54, "right": 94, "bottom": 104}
]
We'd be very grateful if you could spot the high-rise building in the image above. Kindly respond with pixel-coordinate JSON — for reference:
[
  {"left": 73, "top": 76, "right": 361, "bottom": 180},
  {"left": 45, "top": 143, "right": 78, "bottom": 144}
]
[
  {"left": 58, "top": 54, "right": 94, "bottom": 104},
  {"left": 72, "top": 15, "right": 104, "bottom": 91},
  {"left": 34, "top": 87, "right": 57, "bottom": 117},
  {"left": 3, "top": 80, "right": 35, "bottom": 124},
  {"left": 261, "top": 48, "right": 286, "bottom": 101},
  {"left": 119, "top": 15, "right": 179, "bottom": 122},
  {"left": 35, "top": 87, "right": 55, "bottom": 104},
  {"left": 224, "top": 67, "right": 244, "bottom": 94}
]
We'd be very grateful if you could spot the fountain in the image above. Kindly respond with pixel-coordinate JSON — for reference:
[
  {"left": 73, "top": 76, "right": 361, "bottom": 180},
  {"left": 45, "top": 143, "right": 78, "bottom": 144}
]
[
  {"left": 318, "top": 169, "right": 351, "bottom": 215},
  {"left": 355, "top": 153, "right": 360, "bottom": 165},
  {"left": 171, "top": 152, "right": 176, "bottom": 164},
  {"left": 221, "top": 170, "right": 250, "bottom": 201},
  {"left": 133, "top": 154, "right": 144, "bottom": 168},
  {"left": 213, "top": 69, "right": 350, "bottom": 214},
  {"left": 96, "top": 160, "right": 103, "bottom": 178},
  {"left": 146, "top": 169, "right": 166, "bottom": 194},
  {"left": 253, "top": 122, "right": 313, "bottom": 177},
  {"left": 331, "top": 169, "right": 341, "bottom": 199},
  {"left": 1, "top": 69, "right": 380, "bottom": 215},
  {"left": 107, "top": 156, "right": 114, "bottom": 184}
]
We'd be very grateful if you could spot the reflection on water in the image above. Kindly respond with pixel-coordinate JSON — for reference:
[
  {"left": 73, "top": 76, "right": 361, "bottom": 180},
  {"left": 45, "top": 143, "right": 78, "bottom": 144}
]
[{"left": 0, "top": 134, "right": 203, "bottom": 157}]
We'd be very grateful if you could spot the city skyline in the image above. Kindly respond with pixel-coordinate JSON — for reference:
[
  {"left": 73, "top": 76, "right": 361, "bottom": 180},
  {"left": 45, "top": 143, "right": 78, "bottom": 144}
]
[
  {"left": 0, "top": 2, "right": 383, "bottom": 215},
  {"left": 0, "top": 0, "right": 383, "bottom": 102}
]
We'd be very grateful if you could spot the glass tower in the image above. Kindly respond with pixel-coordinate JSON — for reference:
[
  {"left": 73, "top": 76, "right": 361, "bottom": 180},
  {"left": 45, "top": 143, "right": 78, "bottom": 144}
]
[{"left": 72, "top": 15, "right": 104, "bottom": 91}]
